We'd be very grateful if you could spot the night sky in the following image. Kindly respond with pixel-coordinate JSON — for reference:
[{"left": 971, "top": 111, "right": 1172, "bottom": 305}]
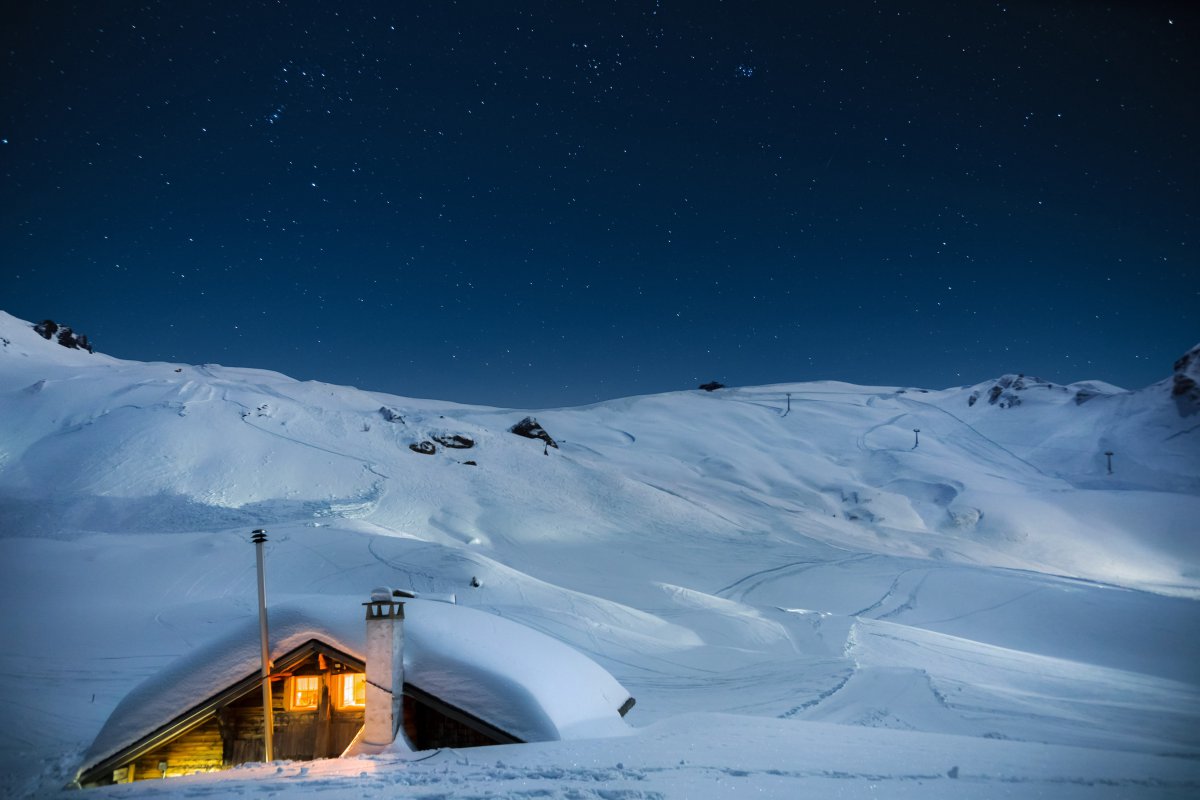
[{"left": 3, "top": 2, "right": 1197, "bottom": 407}]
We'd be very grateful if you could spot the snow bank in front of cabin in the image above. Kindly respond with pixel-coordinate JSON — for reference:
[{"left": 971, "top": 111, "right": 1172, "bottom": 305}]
[{"left": 80, "top": 596, "right": 632, "bottom": 779}]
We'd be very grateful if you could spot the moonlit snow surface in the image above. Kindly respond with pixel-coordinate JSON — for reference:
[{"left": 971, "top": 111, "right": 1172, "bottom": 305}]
[{"left": 1, "top": 311, "right": 1197, "bottom": 798}]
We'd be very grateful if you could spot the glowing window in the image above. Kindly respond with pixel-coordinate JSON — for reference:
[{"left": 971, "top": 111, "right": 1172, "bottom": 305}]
[
  {"left": 335, "top": 673, "right": 366, "bottom": 709},
  {"left": 289, "top": 675, "right": 320, "bottom": 710}
]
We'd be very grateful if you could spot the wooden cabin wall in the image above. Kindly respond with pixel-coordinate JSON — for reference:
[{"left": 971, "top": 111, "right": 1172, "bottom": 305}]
[
  {"left": 402, "top": 694, "right": 502, "bottom": 751},
  {"left": 129, "top": 717, "right": 223, "bottom": 781},
  {"left": 221, "top": 669, "right": 364, "bottom": 764},
  {"left": 327, "top": 711, "right": 364, "bottom": 756},
  {"left": 120, "top": 693, "right": 489, "bottom": 782}
]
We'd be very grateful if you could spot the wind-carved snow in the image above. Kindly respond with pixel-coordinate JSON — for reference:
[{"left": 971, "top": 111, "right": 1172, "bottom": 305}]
[{"left": 0, "top": 311, "right": 1197, "bottom": 798}]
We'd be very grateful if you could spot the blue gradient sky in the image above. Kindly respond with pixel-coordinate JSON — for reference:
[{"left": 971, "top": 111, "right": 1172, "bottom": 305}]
[{"left": 3, "top": 1, "right": 1196, "bottom": 407}]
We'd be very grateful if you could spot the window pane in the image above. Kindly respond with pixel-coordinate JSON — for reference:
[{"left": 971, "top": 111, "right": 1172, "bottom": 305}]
[
  {"left": 336, "top": 673, "right": 366, "bottom": 708},
  {"left": 293, "top": 675, "right": 319, "bottom": 709}
]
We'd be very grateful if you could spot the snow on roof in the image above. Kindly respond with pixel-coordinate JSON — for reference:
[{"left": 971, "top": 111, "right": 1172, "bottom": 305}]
[{"left": 81, "top": 596, "right": 632, "bottom": 775}]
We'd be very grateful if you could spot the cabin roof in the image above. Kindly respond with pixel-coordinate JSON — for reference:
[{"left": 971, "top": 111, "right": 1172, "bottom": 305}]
[{"left": 79, "top": 597, "right": 633, "bottom": 780}]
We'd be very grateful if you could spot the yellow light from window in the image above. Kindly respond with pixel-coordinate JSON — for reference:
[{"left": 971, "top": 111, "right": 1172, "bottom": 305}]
[
  {"left": 292, "top": 675, "right": 320, "bottom": 710},
  {"left": 337, "top": 673, "right": 366, "bottom": 708}
]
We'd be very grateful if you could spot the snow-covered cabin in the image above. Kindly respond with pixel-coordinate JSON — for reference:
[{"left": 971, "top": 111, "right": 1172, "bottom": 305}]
[{"left": 75, "top": 593, "right": 634, "bottom": 786}]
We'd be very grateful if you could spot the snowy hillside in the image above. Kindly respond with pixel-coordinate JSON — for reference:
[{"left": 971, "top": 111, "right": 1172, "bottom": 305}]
[{"left": 1, "top": 310, "right": 1198, "bottom": 798}]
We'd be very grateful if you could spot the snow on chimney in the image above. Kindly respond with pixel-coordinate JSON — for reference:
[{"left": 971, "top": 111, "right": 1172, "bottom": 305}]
[{"left": 363, "top": 587, "right": 405, "bottom": 746}]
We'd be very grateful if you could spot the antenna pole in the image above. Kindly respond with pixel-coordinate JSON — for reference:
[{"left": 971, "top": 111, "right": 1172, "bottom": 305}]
[{"left": 252, "top": 529, "right": 274, "bottom": 762}]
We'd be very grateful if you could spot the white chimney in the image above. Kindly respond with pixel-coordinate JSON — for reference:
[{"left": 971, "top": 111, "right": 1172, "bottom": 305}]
[{"left": 363, "top": 587, "right": 405, "bottom": 746}]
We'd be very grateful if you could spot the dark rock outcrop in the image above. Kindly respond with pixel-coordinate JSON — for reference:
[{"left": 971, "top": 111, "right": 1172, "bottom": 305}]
[
  {"left": 968, "top": 374, "right": 1055, "bottom": 409},
  {"left": 34, "top": 319, "right": 58, "bottom": 340},
  {"left": 1171, "top": 344, "right": 1200, "bottom": 414},
  {"left": 432, "top": 434, "right": 475, "bottom": 449},
  {"left": 509, "top": 417, "right": 558, "bottom": 449},
  {"left": 699, "top": 381, "right": 725, "bottom": 392},
  {"left": 379, "top": 407, "right": 406, "bottom": 423},
  {"left": 408, "top": 441, "right": 436, "bottom": 455},
  {"left": 34, "top": 319, "right": 93, "bottom": 353}
]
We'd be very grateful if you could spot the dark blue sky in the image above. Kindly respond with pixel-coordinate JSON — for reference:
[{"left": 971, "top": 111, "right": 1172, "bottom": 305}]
[{"left": 3, "top": 1, "right": 1196, "bottom": 407}]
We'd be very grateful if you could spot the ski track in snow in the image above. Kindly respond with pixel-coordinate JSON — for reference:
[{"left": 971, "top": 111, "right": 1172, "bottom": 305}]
[
  {"left": 849, "top": 569, "right": 913, "bottom": 618},
  {"left": 897, "top": 395, "right": 1054, "bottom": 480},
  {"left": 238, "top": 414, "right": 394, "bottom": 481},
  {"left": 910, "top": 584, "right": 1048, "bottom": 625}
]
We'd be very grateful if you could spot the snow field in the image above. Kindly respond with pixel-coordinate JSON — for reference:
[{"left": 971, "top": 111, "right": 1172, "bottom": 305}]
[{"left": 1, "top": 312, "right": 1198, "bottom": 797}]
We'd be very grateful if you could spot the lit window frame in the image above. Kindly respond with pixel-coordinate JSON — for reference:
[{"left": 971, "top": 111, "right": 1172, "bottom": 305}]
[
  {"left": 286, "top": 675, "right": 321, "bottom": 711},
  {"left": 333, "top": 672, "right": 366, "bottom": 710}
]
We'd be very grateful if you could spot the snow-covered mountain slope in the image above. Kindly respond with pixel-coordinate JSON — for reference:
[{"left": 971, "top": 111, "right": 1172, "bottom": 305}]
[{"left": 1, "top": 310, "right": 1198, "bottom": 798}]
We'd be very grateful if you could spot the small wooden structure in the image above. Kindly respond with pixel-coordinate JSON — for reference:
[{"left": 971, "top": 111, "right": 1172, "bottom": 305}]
[
  {"left": 78, "top": 638, "right": 519, "bottom": 785},
  {"left": 75, "top": 598, "right": 634, "bottom": 788}
]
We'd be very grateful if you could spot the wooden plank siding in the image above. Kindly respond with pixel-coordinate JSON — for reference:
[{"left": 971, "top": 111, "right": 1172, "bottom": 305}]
[
  {"left": 403, "top": 694, "right": 506, "bottom": 750},
  {"left": 219, "top": 673, "right": 364, "bottom": 764},
  {"left": 120, "top": 653, "right": 365, "bottom": 782},
  {"left": 130, "top": 717, "right": 223, "bottom": 780}
]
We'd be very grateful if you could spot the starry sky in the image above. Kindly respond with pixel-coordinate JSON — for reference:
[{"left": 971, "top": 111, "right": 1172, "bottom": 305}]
[{"left": 3, "top": 1, "right": 1197, "bottom": 407}]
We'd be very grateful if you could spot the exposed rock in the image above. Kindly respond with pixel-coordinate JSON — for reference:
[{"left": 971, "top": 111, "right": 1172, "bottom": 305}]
[
  {"left": 379, "top": 407, "right": 406, "bottom": 423},
  {"left": 408, "top": 441, "right": 436, "bottom": 455},
  {"left": 1171, "top": 344, "right": 1200, "bottom": 414},
  {"left": 509, "top": 416, "right": 558, "bottom": 449},
  {"left": 33, "top": 319, "right": 57, "bottom": 340},
  {"left": 432, "top": 433, "right": 475, "bottom": 449},
  {"left": 969, "top": 374, "right": 1057, "bottom": 409},
  {"left": 34, "top": 319, "right": 94, "bottom": 353},
  {"left": 948, "top": 506, "right": 982, "bottom": 529},
  {"left": 462, "top": 460, "right": 477, "bottom": 466},
  {"left": 699, "top": 381, "right": 725, "bottom": 392}
]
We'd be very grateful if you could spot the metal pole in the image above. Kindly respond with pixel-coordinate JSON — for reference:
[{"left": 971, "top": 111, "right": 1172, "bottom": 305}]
[
  {"left": 252, "top": 529, "right": 274, "bottom": 762},
  {"left": 913, "top": 429, "right": 920, "bottom": 448},
  {"left": 1105, "top": 451, "right": 1114, "bottom": 475}
]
